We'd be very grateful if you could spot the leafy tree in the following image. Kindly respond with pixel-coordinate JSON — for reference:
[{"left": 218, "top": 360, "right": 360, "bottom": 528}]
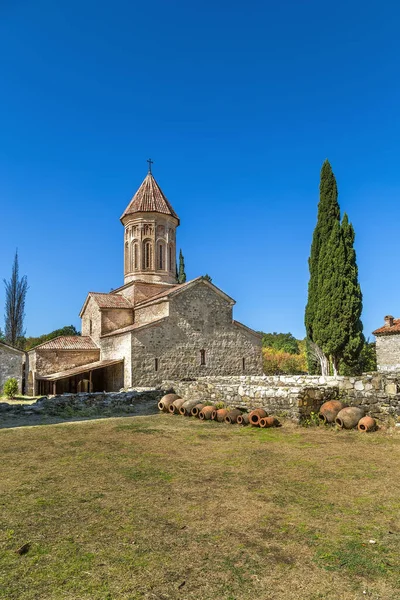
[
  {"left": 178, "top": 249, "right": 186, "bottom": 284},
  {"left": 262, "top": 348, "right": 307, "bottom": 375},
  {"left": 0, "top": 328, "right": 5, "bottom": 343},
  {"left": 340, "top": 340, "right": 376, "bottom": 375},
  {"left": 25, "top": 325, "right": 80, "bottom": 351},
  {"left": 261, "top": 332, "right": 299, "bottom": 354},
  {"left": 3, "top": 377, "right": 19, "bottom": 399},
  {"left": 4, "top": 251, "right": 28, "bottom": 348},
  {"left": 203, "top": 274, "right": 212, "bottom": 282}
]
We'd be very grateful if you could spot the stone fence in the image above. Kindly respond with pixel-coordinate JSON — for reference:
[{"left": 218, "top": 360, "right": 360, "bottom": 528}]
[
  {"left": 0, "top": 389, "right": 164, "bottom": 421},
  {"left": 163, "top": 373, "right": 400, "bottom": 423}
]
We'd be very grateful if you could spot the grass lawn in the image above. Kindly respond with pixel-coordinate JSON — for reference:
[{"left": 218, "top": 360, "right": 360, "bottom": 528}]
[{"left": 0, "top": 415, "right": 399, "bottom": 600}]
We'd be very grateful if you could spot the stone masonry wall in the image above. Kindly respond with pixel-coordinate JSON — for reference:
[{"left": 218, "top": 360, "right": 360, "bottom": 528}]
[
  {"left": 375, "top": 335, "right": 400, "bottom": 372},
  {"left": 130, "top": 283, "right": 262, "bottom": 386},
  {"left": 0, "top": 344, "right": 24, "bottom": 394},
  {"left": 163, "top": 373, "right": 400, "bottom": 423}
]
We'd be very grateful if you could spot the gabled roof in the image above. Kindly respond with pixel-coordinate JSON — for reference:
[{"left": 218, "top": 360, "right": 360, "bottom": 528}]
[
  {"left": 100, "top": 317, "right": 168, "bottom": 338},
  {"left": 30, "top": 336, "right": 99, "bottom": 351},
  {"left": 0, "top": 340, "right": 25, "bottom": 354},
  {"left": 121, "top": 172, "right": 179, "bottom": 222},
  {"left": 134, "top": 277, "right": 235, "bottom": 308},
  {"left": 79, "top": 292, "right": 133, "bottom": 316},
  {"left": 373, "top": 319, "right": 400, "bottom": 336}
]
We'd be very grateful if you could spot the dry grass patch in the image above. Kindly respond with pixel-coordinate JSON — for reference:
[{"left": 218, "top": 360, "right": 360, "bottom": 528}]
[{"left": 0, "top": 415, "right": 399, "bottom": 599}]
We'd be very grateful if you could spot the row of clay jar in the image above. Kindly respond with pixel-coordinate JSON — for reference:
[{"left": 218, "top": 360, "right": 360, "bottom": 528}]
[
  {"left": 158, "top": 394, "right": 281, "bottom": 427},
  {"left": 319, "top": 400, "right": 377, "bottom": 431}
]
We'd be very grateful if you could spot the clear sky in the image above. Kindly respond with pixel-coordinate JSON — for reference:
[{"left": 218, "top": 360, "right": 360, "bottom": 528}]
[{"left": 1, "top": 0, "right": 399, "bottom": 340}]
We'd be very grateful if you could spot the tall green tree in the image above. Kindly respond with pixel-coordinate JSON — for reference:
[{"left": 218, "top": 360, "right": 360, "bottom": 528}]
[
  {"left": 4, "top": 251, "right": 28, "bottom": 348},
  {"left": 305, "top": 162, "right": 364, "bottom": 375},
  {"left": 339, "top": 214, "right": 364, "bottom": 370},
  {"left": 305, "top": 160, "right": 340, "bottom": 374},
  {"left": 178, "top": 249, "right": 186, "bottom": 283}
]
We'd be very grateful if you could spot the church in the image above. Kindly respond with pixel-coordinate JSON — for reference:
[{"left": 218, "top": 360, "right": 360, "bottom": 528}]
[{"left": 27, "top": 166, "right": 262, "bottom": 395}]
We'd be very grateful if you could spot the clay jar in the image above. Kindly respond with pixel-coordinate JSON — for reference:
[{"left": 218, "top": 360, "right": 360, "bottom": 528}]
[
  {"left": 169, "top": 397, "right": 186, "bottom": 414},
  {"left": 179, "top": 399, "right": 202, "bottom": 416},
  {"left": 319, "top": 400, "right": 345, "bottom": 424},
  {"left": 224, "top": 409, "right": 242, "bottom": 424},
  {"left": 191, "top": 403, "right": 205, "bottom": 417},
  {"left": 214, "top": 408, "right": 228, "bottom": 422},
  {"left": 158, "top": 394, "right": 181, "bottom": 412},
  {"left": 358, "top": 416, "right": 376, "bottom": 432},
  {"left": 335, "top": 406, "right": 364, "bottom": 429},
  {"left": 249, "top": 409, "right": 267, "bottom": 426},
  {"left": 237, "top": 413, "right": 250, "bottom": 425},
  {"left": 259, "top": 416, "right": 280, "bottom": 428},
  {"left": 199, "top": 406, "right": 215, "bottom": 420}
]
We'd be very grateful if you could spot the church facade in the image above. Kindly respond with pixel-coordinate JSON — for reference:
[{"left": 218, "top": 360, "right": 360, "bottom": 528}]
[{"left": 27, "top": 169, "right": 262, "bottom": 395}]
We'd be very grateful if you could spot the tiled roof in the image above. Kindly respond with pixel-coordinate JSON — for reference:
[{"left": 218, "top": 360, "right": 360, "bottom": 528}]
[
  {"left": 32, "top": 336, "right": 99, "bottom": 351},
  {"left": 121, "top": 173, "right": 179, "bottom": 221},
  {"left": 134, "top": 277, "right": 235, "bottom": 308},
  {"left": 90, "top": 293, "right": 132, "bottom": 309},
  {"left": 101, "top": 317, "right": 168, "bottom": 338},
  {"left": 373, "top": 319, "right": 400, "bottom": 336}
]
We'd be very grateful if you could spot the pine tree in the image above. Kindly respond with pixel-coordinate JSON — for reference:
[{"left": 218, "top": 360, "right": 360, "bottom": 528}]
[
  {"left": 4, "top": 251, "right": 28, "bottom": 348},
  {"left": 178, "top": 249, "right": 186, "bottom": 284},
  {"left": 305, "top": 160, "right": 340, "bottom": 374}
]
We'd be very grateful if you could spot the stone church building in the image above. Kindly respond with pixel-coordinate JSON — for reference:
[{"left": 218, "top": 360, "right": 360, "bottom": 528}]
[{"left": 27, "top": 168, "right": 262, "bottom": 394}]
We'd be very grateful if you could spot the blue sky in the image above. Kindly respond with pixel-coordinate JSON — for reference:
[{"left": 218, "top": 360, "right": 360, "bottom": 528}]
[{"left": 1, "top": 0, "right": 399, "bottom": 339}]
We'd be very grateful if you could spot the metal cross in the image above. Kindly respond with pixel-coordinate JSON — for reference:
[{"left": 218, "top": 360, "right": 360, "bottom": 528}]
[{"left": 147, "top": 158, "right": 154, "bottom": 173}]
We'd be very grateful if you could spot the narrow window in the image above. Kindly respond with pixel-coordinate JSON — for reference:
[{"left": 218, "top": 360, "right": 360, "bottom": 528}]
[
  {"left": 89, "top": 319, "right": 93, "bottom": 335},
  {"left": 155, "top": 358, "right": 159, "bottom": 372},
  {"left": 134, "top": 244, "right": 139, "bottom": 270},
  {"left": 242, "top": 357, "right": 245, "bottom": 371},
  {"left": 158, "top": 244, "right": 164, "bottom": 270},
  {"left": 169, "top": 245, "right": 173, "bottom": 271},
  {"left": 143, "top": 241, "right": 152, "bottom": 269},
  {"left": 200, "top": 349, "right": 206, "bottom": 366}
]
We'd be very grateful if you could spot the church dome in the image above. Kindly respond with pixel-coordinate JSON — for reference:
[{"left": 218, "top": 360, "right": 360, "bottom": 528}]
[{"left": 121, "top": 171, "right": 179, "bottom": 223}]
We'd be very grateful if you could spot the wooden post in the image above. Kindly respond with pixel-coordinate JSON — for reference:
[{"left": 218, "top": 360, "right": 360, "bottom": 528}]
[
  {"left": 52, "top": 381, "right": 56, "bottom": 396},
  {"left": 89, "top": 370, "right": 93, "bottom": 392}
]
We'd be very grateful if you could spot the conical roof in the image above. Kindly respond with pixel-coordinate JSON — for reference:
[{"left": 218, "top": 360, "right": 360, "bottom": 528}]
[{"left": 121, "top": 173, "right": 179, "bottom": 222}]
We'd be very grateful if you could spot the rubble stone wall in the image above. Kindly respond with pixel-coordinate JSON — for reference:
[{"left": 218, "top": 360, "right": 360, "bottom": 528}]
[{"left": 163, "top": 373, "right": 400, "bottom": 423}]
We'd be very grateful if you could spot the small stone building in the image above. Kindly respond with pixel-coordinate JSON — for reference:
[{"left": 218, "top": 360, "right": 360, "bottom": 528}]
[
  {"left": 27, "top": 167, "right": 262, "bottom": 394},
  {"left": 0, "top": 341, "right": 25, "bottom": 394},
  {"left": 373, "top": 315, "right": 400, "bottom": 372}
]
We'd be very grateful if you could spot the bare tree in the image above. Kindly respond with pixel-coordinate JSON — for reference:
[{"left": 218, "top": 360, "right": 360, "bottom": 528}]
[{"left": 4, "top": 251, "right": 28, "bottom": 348}]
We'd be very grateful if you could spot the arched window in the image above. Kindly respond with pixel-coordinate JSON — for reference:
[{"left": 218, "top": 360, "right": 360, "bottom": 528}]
[
  {"left": 143, "top": 240, "right": 153, "bottom": 270},
  {"left": 169, "top": 245, "right": 173, "bottom": 272},
  {"left": 124, "top": 242, "right": 129, "bottom": 274},
  {"left": 158, "top": 243, "right": 164, "bottom": 270},
  {"left": 133, "top": 243, "right": 139, "bottom": 270}
]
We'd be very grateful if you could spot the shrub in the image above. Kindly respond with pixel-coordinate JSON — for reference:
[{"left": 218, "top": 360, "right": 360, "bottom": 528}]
[
  {"left": 262, "top": 348, "right": 307, "bottom": 375},
  {"left": 3, "top": 378, "right": 19, "bottom": 399}
]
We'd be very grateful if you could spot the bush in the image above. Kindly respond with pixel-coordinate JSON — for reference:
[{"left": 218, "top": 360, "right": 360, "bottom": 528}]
[
  {"left": 262, "top": 348, "right": 307, "bottom": 375},
  {"left": 3, "top": 378, "right": 19, "bottom": 399}
]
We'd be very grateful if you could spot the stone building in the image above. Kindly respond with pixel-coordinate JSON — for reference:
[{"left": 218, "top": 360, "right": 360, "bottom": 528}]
[
  {"left": 373, "top": 315, "right": 400, "bottom": 372},
  {"left": 0, "top": 341, "right": 25, "bottom": 394},
  {"left": 27, "top": 167, "right": 262, "bottom": 394}
]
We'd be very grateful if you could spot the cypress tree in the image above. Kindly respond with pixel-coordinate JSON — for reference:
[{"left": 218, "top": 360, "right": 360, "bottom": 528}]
[
  {"left": 178, "top": 249, "right": 186, "bottom": 284},
  {"left": 339, "top": 214, "right": 364, "bottom": 370},
  {"left": 305, "top": 160, "right": 340, "bottom": 373},
  {"left": 4, "top": 251, "right": 28, "bottom": 348},
  {"left": 313, "top": 219, "right": 347, "bottom": 374}
]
